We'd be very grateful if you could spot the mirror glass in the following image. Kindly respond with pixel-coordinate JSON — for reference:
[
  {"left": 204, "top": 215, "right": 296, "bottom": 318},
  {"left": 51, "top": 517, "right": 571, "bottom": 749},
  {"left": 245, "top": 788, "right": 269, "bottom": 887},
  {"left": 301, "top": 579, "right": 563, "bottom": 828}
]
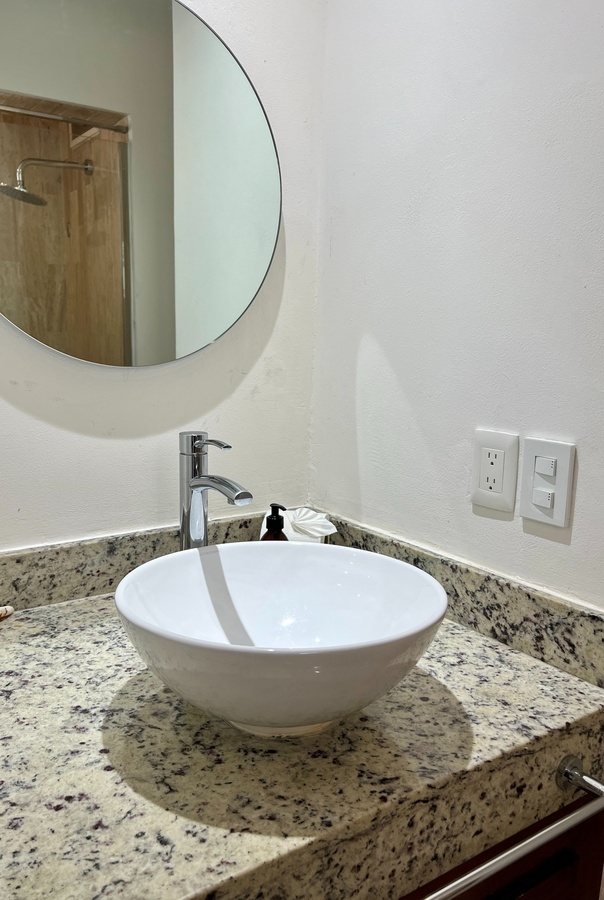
[{"left": 0, "top": 0, "right": 281, "bottom": 366}]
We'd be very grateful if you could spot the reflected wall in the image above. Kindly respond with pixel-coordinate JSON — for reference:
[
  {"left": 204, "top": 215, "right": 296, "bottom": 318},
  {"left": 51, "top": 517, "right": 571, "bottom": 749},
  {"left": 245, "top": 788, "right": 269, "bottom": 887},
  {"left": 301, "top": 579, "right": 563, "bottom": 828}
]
[{"left": 172, "top": 4, "right": 281, "bottom": 355}]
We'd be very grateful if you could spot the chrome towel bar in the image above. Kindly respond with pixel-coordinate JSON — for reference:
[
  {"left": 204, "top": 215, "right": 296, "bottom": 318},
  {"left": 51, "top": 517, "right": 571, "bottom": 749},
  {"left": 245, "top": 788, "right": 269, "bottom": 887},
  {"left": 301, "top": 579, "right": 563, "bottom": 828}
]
[
  {"left": 420, "top": 756, "right": 604, "bottom": 900},
  {"left": 556, "top": 754, "right": 604, "bottom": 797}
]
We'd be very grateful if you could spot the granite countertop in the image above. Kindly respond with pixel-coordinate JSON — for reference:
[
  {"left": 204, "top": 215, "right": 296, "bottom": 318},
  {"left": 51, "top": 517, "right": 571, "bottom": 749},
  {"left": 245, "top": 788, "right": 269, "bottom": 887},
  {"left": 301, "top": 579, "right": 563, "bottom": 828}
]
[{"left": 2, "top": 596, "right": 604, "bottom": 900}]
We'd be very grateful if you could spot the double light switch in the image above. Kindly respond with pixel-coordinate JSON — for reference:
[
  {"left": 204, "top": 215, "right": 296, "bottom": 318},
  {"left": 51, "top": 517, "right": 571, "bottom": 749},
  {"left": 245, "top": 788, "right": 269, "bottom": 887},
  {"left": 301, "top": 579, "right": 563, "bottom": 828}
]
[{"left": 519, "top": 438, "right": 576, "bottom": 527}]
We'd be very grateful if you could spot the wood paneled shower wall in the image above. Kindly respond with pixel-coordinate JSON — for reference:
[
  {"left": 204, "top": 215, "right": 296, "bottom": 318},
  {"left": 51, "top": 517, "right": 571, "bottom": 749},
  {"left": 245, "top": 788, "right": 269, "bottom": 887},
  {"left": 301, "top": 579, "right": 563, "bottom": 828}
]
[{"left": 0, "top": 108, "right": 129, "bottom": 365}]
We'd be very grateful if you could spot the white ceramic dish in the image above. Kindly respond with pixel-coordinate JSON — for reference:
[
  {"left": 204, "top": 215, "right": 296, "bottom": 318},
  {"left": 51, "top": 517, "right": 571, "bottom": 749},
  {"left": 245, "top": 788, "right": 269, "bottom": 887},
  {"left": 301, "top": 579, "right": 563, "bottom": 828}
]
[{"left": 115, "top": 542, "right": 447, "bottom": 736}]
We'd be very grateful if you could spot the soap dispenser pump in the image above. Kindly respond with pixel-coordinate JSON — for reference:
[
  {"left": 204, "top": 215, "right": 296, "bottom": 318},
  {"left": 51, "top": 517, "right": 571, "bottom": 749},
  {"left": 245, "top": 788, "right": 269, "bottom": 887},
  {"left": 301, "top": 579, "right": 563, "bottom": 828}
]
[{"left": 261, "top": 503, "right": 289, "bottom": 541}]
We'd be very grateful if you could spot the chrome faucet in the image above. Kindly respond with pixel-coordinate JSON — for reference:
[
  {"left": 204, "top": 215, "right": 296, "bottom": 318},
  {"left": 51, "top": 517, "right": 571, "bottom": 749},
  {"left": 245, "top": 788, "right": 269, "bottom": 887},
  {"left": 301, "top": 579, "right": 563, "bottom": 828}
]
[{"left": 179, "top": 431, "right": 253, "bottom": 550}]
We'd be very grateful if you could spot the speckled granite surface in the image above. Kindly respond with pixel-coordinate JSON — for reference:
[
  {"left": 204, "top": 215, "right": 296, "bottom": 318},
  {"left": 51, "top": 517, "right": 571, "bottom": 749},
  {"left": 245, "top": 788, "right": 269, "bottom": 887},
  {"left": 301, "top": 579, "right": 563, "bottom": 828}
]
[
  {"left": 0, "top": 518, "right": 262, "bottom": 612},
  {"left": 2, "top": 513, "right": 603, "bottom": 688},
  {"left": 2, "top": 596, "right": 604, "bottom": 899},
  {"left": 330, "top": 519, "right": 604, "bottom": 689}
]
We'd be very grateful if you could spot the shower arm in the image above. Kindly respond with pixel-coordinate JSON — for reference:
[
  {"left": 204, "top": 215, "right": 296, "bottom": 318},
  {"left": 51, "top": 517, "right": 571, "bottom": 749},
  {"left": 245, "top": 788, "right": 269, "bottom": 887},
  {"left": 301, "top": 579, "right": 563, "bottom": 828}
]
[{"left": 16, "top": 157, "right": 93, "bottom": 189}]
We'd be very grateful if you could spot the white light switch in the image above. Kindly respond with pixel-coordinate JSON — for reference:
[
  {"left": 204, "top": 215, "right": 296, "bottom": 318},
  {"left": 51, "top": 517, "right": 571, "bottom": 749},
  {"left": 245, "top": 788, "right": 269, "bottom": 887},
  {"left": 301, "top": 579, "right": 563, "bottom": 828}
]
[
  {"left": 535, "top": 456, "right": 557, "bottom": 477},
  {"left": 532, "top": 488, "right": 554, "bottom": 509},
  {"left": 519, "top": 438, "right": 576, "bottom": 527}
]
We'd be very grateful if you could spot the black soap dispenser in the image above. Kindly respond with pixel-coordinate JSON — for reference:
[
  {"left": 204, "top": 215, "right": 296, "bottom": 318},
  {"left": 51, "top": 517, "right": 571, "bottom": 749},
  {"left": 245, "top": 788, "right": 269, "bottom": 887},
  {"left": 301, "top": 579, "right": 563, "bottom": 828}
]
[{"left": 261, "top": 503, "right": 289, "bottom": 541}]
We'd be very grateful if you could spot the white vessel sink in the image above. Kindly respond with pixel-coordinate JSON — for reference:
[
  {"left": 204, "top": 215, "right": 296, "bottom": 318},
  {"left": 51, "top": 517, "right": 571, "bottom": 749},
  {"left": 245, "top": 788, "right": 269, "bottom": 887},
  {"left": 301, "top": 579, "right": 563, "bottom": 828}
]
[{"left": 115, "top": 542, "right": 447, "bottom": 736}]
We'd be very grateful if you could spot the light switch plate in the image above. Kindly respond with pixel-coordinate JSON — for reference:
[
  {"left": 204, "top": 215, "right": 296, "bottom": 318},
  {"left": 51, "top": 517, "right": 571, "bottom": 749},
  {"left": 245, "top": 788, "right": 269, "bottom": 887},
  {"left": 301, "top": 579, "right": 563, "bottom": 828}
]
[
  {"left": 471, "top": 430, "right": 519, "bottom": 512},
  {"left": 519, "top": 438, "right": 576, "bottom": 527}
]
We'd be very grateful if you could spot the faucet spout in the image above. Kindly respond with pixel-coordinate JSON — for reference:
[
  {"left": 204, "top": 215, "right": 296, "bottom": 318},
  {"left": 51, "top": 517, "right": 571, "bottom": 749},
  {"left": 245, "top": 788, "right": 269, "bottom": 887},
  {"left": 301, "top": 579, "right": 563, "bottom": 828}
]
[
  {"left": 190, "top": 474, "right": 253, "bottom": 506},
  {"left": 179, "top": 431, "right": 253, "bottom": 551}
]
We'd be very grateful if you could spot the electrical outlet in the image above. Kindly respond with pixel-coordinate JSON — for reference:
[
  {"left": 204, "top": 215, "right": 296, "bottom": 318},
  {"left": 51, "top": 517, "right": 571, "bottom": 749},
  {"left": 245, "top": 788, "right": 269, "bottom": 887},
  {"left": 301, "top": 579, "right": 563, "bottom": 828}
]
[
  {"left": 471, "top": 430, "right": 519, "bottom": 512},
  {"left": 479, "top": 448, "right": 505, "bottom": 493}
]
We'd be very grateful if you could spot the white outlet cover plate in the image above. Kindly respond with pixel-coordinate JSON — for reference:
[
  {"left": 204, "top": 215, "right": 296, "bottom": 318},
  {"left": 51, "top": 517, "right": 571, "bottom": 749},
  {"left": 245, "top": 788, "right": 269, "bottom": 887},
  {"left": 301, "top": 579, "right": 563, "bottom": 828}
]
[
  {"left": 471, "top": 429, "right": 519, "bottom": 512},
  {"left": 519, "top": 438, "right": 576, "bottom": 527}
]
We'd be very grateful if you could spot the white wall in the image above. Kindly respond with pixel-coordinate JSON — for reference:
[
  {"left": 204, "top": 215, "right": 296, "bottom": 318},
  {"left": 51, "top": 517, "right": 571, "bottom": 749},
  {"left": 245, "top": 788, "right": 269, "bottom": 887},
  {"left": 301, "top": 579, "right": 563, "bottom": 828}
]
[
  {"left": 312, "top": 0, "right": 604, "bottom": 608},
  {"left": 0, "top": 0, "right": 176, "bottom": 365},
  {"left": 0, "top": 0, "right": 322, "bottom": 550},
  {"left": 2, "top": 0, "right": 603, "bottom": 614}
]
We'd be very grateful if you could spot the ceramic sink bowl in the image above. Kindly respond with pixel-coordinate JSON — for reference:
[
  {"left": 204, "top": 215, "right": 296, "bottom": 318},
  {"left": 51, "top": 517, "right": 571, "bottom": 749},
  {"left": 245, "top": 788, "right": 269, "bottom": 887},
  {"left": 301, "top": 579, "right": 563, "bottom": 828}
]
[{"left": 115, "top": 541, "right": 447, "bottom": 736}]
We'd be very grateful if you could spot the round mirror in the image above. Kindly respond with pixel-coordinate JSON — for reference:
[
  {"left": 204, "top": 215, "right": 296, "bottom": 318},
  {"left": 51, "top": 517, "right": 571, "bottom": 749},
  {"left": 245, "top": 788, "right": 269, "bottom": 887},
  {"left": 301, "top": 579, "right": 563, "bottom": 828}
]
[{"left": 0, "top": 0, "right": 281, "bottom": 366}]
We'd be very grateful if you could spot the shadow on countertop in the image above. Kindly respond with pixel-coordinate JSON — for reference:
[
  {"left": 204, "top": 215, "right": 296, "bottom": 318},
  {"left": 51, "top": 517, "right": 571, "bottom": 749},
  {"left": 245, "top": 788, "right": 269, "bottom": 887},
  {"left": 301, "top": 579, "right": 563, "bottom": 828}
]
[{"left": 101, "top": 666, "right": 474, "bottom": 840}]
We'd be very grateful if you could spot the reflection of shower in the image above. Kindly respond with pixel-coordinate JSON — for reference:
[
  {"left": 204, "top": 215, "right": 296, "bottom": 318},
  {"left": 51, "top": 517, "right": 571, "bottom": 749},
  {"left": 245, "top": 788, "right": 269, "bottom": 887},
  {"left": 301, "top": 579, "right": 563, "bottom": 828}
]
[{"left": 0, "top": 157, "right": 94, "bottom": 206}]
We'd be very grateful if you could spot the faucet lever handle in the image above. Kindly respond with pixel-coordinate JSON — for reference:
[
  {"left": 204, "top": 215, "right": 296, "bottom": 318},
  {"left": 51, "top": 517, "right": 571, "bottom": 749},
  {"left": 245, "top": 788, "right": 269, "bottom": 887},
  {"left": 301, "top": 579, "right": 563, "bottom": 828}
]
[
  {"left": 179, "top": 431, "right": 231, "bottom": 455},
  {"left": 195, "top": 438, "right": 231, "bottom": 452}
]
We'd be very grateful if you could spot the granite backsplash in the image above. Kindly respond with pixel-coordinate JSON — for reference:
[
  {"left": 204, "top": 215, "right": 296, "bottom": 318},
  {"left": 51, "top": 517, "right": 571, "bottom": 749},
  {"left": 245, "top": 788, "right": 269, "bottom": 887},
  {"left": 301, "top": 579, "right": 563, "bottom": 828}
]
[{"left": 1, "top": 513, "right": 603, "bottom": 688}]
